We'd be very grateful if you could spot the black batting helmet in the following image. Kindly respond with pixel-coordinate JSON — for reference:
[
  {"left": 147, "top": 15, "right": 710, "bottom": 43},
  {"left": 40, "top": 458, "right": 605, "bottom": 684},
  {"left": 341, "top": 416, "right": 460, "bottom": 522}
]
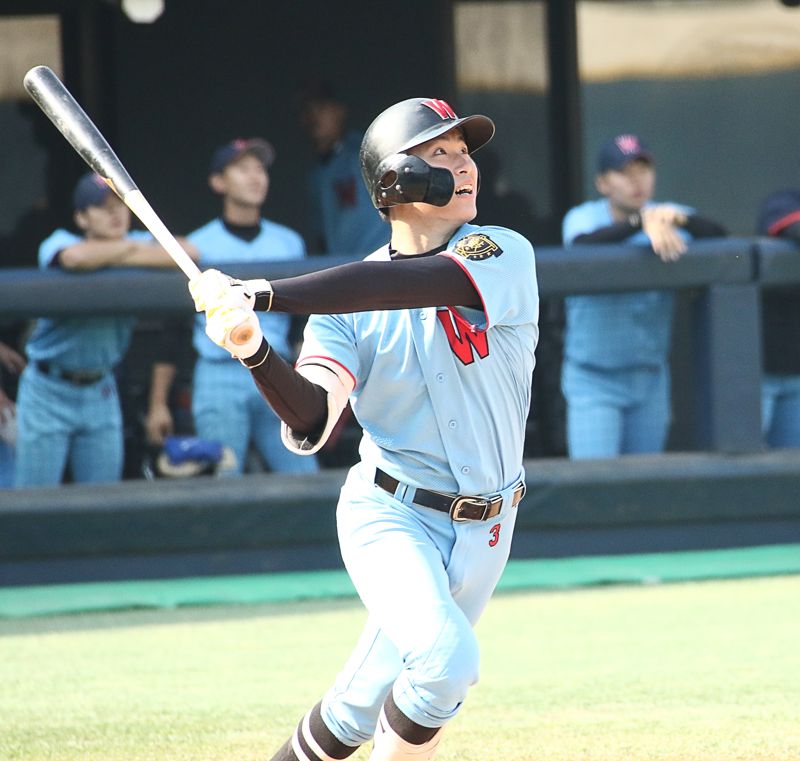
[{"left": 360, "top": 98, "right": 495, "bottom": 211}]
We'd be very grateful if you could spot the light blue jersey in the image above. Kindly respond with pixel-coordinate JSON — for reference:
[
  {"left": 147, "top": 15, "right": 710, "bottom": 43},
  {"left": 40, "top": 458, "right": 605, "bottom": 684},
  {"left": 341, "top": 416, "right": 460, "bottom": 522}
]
[
  {"left": 561, "top": 198, "right": 693, "bottom": 369},
  {"left": 308, "top": 131, "right": 390, "bottom": 256},
  {"left": 189, "top": 217, "right": 318, "bottom": 475},
  {"left": 298, "top": 223, "right": 539, "bottom": 496},
  {"left": 15, "top": 227, "right": 151, "bottom": 487},
  {"left": 189, "top": 218, "right": 305, "bottom": 360},
  {"left": 25, "top": 228, "right": 151, "bottom": 370},
  {"left": 561, "top": 198, "right": 695, "bottom": 458}
]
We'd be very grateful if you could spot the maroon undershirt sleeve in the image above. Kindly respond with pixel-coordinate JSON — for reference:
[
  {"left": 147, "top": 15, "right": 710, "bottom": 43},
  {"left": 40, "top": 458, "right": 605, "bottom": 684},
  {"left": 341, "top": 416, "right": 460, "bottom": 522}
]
[{"left": 244, "top": 254, "right": 481, "bottom": 437}]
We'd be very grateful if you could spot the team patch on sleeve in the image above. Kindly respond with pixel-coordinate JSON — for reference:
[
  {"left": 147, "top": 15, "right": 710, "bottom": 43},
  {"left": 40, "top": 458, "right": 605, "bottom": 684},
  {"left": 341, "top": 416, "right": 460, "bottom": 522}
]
[{"left": 452, "top": 233, "right": 503, "bottom": 261}]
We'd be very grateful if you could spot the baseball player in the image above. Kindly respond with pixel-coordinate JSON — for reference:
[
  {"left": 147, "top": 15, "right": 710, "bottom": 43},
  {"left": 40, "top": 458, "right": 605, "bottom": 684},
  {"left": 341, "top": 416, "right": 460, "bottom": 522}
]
[
  {"left": 756, "top": 187, "right": 800, "bottom": 448},
  {"left": 298, "top": 81, "right": 390, "bottom": 255},
  {"left": 561, "top": 134, "right": 727, "bottom": 458},
  {"left": 191, "top": 98, "right": 539, "bottom": 760},
  {"left": 0, "top": 340, "right": 25, "bottom": 487},
  {"left": 14, "top": 173, "right": 197, "bottom": 488},
  {"left": 148, "top": 138, "right": 319, "bottom": 474}
]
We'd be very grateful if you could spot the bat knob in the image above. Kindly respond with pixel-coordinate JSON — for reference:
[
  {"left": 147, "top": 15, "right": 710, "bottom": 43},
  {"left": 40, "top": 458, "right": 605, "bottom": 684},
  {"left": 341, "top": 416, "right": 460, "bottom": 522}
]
[{"left": 230, "top": 322, "right": 254, "bottom": 346}]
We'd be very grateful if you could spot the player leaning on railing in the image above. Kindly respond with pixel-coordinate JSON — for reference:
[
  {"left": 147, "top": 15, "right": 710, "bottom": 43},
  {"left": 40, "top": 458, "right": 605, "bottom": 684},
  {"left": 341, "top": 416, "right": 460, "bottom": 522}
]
[{"left": 190, "top": 97, "right": 539, "bottom": 761}]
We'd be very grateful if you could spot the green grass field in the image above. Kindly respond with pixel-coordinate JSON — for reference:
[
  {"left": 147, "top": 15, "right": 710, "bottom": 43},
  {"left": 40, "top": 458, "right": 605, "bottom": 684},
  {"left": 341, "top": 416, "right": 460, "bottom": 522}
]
[{"left": 1, "top": 575, "right": 798, "bottom": 761}]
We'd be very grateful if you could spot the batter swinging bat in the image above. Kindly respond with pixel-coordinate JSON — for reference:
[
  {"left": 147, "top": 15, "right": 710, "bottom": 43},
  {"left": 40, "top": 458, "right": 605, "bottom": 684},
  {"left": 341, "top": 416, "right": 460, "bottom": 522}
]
[{"left": 22, "top": 65, "right": 254, "bottom": 345}]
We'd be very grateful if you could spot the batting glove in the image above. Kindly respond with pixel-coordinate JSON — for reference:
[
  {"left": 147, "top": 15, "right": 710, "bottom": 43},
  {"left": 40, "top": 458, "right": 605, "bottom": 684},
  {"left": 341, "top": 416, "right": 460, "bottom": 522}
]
[
  {"left": 230, "top": 277, "right": 273, "bottom": 312},
  {"left": 189, "top": 269, "right": 273, "bottom": 313}
]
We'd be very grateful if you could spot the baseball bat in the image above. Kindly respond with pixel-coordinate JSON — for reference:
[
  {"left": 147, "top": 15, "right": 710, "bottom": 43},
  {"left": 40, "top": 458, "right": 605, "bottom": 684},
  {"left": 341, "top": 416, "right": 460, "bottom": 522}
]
[{"left": 22, "top": 65, "right": 254, "bottom": 346}]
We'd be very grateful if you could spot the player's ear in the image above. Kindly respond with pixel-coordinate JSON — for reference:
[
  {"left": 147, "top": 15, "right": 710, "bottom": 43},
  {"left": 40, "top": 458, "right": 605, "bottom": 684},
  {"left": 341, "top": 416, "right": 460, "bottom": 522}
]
[
  {"left": 209, "top": 172, "right": 226, "bottom": 195},
  {"left": 595, "top": 173, "right": 609, "bottom": 196},
  {"left": 74, "top": 210, "right": 89, "bottom": 232}
]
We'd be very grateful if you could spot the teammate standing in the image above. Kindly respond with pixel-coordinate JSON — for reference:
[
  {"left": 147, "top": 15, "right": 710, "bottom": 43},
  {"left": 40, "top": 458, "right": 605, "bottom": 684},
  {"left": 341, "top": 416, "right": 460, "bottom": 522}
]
[
  {"left": 298, "top": 81, "right": 390, "bottom": 256},
  {"left": 147, "top": 139, "right": 319, "bottom": 474},
  {"left": 561, "top": 134, "right": 727, "bottom": 458},
  {"left": 756, "top": 187, "right": 800, "bottom": 448},
  {"left": 14, "top": 173, "right": 196, "bottom": 487},
  {"left": 191, "top": 97, "right": 538, "bottom": 760}
]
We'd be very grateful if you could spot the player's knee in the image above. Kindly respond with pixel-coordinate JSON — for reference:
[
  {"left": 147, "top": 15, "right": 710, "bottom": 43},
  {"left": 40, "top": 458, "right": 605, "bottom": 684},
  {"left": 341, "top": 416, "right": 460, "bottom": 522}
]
[
  {"left": 435, "top": 627, "right": 480, "bottom": 704},
  {"left": 406, "top": 622, "right": 480, "bottom": 716}
]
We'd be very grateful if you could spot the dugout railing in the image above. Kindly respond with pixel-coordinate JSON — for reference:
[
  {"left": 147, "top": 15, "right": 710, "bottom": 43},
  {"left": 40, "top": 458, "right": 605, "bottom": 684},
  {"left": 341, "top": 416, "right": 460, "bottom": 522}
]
[{"left": 1, "top": 238, "right": 799, "bottom": 585}]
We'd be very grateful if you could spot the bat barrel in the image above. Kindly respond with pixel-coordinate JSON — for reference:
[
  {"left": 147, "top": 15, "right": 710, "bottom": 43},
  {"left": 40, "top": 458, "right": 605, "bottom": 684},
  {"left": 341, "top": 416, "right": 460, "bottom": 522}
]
[{"left": 23, "top": 65, "right": 138, "bottom": 199}]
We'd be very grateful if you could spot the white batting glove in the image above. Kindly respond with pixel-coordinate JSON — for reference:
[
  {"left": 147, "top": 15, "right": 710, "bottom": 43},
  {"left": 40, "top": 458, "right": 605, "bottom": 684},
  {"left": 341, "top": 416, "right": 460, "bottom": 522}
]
[
  {"left": 189, "top": 269, "right": 233, "bottom": 312},
  {"left": 205, "top": 305, "right": 265, "bottom": 361},
  {"left": 230, "top": 277, "right": 273, "bottom": 312},
  {"left": 189, "top": 269, "right": 273, "bottom": 313}
]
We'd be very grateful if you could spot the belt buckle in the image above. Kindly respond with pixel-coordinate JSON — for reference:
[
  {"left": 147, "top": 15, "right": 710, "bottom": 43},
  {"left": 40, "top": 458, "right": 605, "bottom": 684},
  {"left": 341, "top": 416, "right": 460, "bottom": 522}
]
[
  {"left": 69, "top": 371, "right": 103, "bottom": 386},
  {"left": 449, "top": 495, "right": 491, "bottom": 522}
]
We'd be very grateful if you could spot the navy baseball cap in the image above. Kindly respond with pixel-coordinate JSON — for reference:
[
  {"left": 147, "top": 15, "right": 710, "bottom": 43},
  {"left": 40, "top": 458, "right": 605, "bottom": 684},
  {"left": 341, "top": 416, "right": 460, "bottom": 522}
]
[
  {"left": 597, "top": 134, "right": 654, "bottom": 173},
  {"left": 73, "top": 172, "right": 114, "bottom": 211},
  {"left": 209, "top": 138, "right": 275, "bottom": 174}
]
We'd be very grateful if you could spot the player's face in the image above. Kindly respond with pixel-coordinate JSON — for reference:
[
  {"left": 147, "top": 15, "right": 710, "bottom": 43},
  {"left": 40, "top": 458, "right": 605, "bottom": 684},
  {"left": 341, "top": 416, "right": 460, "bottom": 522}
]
[
  {"left": 408, "top": 129, "right": 479, "bottom": 224},
  {"left": 302, "top": 100, "right": 346, "bottom": 154},
  {"left": 596, "top": 159, "right": 656, "bottom": 214},
  {"left": 217, "top": 154, "right": 269, "bottom": 208},
  {"left": 76, "top": 194, "right": 131, "bottom": 240}
]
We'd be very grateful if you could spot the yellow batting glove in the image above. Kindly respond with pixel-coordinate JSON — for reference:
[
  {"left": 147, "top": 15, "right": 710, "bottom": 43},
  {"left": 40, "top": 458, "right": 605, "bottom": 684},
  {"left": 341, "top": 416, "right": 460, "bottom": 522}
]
[{"left": 189, "top": 269, "right": 237, "bottom": 312}]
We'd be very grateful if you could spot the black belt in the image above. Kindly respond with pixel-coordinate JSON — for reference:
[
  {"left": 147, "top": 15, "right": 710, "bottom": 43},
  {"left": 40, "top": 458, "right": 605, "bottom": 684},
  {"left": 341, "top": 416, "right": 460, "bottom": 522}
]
[
  {"left": 35, "top": 361, "right": 106, "bottom": 386},
  {"left": 374, "top": 468, "right": 525, "bottom": 522}
]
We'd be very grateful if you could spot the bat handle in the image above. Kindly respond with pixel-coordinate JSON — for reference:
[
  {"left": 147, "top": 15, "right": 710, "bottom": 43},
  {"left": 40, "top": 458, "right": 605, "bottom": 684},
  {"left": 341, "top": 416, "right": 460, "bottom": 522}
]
[{"left": 230, "top": 321, "right": 255, "bottom": 347}]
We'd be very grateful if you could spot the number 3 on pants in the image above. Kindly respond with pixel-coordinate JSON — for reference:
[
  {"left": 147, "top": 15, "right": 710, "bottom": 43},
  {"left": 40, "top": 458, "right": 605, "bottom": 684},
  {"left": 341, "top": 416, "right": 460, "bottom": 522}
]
[{"left": 489, "top": 523, "right": 501, "bottom": 547}]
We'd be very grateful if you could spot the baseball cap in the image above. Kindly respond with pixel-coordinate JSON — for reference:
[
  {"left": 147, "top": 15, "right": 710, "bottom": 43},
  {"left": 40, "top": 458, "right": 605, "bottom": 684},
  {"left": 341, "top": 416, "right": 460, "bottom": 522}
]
[
  {"left": 209, "top": 138, "right": 275, "bottom": 174},
  {"left": 72, "top": 172, "right": 114, "bottom": 211},
  {"left": 596, "top": 134, "right": 654, "bottom": 173},
  {"left": 150, "top": 436, "right": 237, "bottom": 478}
]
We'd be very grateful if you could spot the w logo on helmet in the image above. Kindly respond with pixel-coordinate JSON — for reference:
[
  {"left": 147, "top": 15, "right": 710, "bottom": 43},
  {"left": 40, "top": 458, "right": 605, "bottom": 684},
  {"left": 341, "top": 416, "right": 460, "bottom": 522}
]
[{"left": 421, "top": 99, "right": 457, "bottom": 120}]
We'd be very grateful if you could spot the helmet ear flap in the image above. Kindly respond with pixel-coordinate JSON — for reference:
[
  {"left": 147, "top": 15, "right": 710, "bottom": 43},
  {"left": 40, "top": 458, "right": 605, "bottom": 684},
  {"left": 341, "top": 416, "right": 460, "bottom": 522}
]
[{"left": 375, "top": 154, "right": 454, "bottom": 208}]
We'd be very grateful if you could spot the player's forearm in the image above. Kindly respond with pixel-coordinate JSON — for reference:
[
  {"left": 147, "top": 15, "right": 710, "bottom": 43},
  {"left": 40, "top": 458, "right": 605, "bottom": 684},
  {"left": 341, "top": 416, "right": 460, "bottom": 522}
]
[
  {"left": 114, "top": 247, "right": 174, "bottom": 268},
  {"left": 116, "top": 239, "right": 198, "bottom": 268},
  {"left": 61, "top": 238, "right": 198, "bottom": 270},
  {"left": 58, "top": 240, "right": 143, "bottom": 270},
  {"left": 243, "top": 343, "right": 328, "bottom": 436},
  {"left": 148, "top": 362, "right": 177, "bottom": 408},
  {"left": 258, "top": 256, "right": 480, "bottom": 315}
]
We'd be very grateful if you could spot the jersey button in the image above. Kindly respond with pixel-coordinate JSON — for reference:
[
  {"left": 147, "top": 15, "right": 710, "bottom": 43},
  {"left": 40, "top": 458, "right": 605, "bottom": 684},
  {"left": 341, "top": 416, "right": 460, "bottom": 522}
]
[
  {"left": 420, "top": 311, "right": 427, "bottom": 320},
  {"left": 461, "top": 466, "right": 470, "bottom": 475},
  {"left": 448, "top": 420, "right": 457, "bottom": 429},
  {"left": 435, "top": 373, "right": 445, "bottom": 382}
]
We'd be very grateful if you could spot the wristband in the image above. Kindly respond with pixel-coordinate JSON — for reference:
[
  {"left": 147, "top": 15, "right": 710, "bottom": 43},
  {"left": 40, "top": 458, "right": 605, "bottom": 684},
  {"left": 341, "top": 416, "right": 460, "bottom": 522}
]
[{"left": 240, "top": 338, "right": 271, "bottom": 369}]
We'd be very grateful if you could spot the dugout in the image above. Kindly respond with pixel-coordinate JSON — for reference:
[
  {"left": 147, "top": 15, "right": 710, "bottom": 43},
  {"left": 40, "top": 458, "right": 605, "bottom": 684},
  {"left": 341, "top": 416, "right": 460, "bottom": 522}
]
[
  {"left": 2, "top": 238, "right": 800, "bottom": 586},
  {"left": 2, "top": 3, "right": 800, "bottom": 588},
  {"left": 2, "top": 1, "right": 800, "bottom": 255}
]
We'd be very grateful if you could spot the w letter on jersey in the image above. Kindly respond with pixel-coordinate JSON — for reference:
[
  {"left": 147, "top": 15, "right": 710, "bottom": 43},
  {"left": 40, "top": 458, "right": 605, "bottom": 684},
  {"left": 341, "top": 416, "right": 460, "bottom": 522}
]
[
  {"left": 422, "top": 99, "right": 457, "bottom": 120},
  {"left": 436, "top": 308, "right": 489, "bottom": 365}
]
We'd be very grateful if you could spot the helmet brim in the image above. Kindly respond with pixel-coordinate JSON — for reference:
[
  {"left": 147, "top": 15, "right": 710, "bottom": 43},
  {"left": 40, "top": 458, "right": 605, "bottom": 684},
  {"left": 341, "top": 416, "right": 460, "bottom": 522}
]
[{"left": 396, "top": 113, "right": 495, "bottom": 156}]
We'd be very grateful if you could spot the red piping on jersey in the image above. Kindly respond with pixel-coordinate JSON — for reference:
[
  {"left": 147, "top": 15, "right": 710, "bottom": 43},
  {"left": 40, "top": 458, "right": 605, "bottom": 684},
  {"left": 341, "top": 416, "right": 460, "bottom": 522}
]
[
  {"left": 439, "top": 252, "right": 490, "bottom": 332},
  {"left": 768, "top": 210, "right": 800, "bottom": 236},
  {"left": 297, "top": 354, "right": 357, "bottom": 387}
]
